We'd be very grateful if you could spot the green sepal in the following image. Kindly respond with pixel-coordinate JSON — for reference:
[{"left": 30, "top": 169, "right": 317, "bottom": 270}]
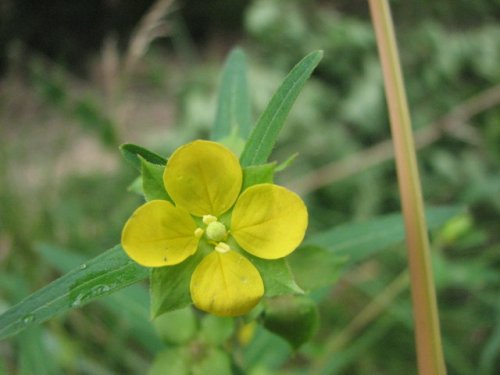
[
  {"left": 288, "top": 245, "right": 347, "bottom": 291},
  {"left": 120, "top": 143, "right": 167, "bottom": 170},
  {"left": 127, "top": 176, "right": 144, "bottom": 196},
  {"left": 153, "top": 307, "right": 198, "bottom": 345},
  {"left": 262, "top": 295, "right": 319, "bottom": 349},
  {"left": 150, "top": 251, "right": 204, "bottom": 318},
  {"left": 141, "top": 157, "right": 172, "bottom": 202},
  {"left": 247, "top": 254, "right": 303, "bottom": 296},
  {"left": 241, "top": 163, "right": 275, "bottom": 191}
]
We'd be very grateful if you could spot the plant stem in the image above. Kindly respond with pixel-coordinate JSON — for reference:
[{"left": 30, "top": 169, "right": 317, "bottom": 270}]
[{"left": 368, "top": 1, "right": 447, "bottom": 374}]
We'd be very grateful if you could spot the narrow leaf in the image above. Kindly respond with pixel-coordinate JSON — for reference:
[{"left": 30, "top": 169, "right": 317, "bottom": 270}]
[
  {"left": 212, "top": 48, "right": 252, "bottom": 141},
  {"left": 0, "top": 245, "right": 149, "bottom": 341},
  {"left": 120, "top": 143, "right": 167, "bottom": 170},
  {"left": 240, "top": 50, "right": 323, "bottom": 167},
  {"left": 36, "top": 243, "right": 161, "bottom": 352}
]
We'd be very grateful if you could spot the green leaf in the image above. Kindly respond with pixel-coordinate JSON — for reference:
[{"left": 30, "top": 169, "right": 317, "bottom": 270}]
[
  {"left": 288, "top": 245, "right": 347, "bottom": 291},
  {"left": 307, "top": 206, "right": 463, "bottom": 265},
  {"left": 262, "top": 295, "right": 319, "bottom": 349},
  {"left": 141, "top": 158, "right": 171, "bottom": 202},
  {"left": 212, "top": 48, "right": 252, "bottom": 141},
  {"left": 0, "top": 245, "right": 149, "bottom": 341},
  {"left": 247, "top": 255, "right": 303, "bottom": 296},
  {"left": 120, "top": 143, "right": 167, "bottom": 170},
  {"left": 239, "top": 50, "right": 323, "bottom": 167},
  {"left": 150, "top": 251, "right": 204, "bottom": 318},
  {"left": 241, "top": 163, "right": 275, "bottom": 191},
  {"left": 36, "top": 243, "right": 161, "bottom": 352}
]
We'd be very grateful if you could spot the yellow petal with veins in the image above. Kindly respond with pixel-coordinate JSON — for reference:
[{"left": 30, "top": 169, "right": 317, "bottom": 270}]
[
  {"left": 190, "top": 251, "right": 264, "bottom": 316},
  {"left": 121, "top": 200, "right": 199, "bottom": 267},
  {"left": 164, "top": 140, "right": 242, "bottom": 217},
  {"left": 231, "top": 184, "right": 308, "bottom": 259}
]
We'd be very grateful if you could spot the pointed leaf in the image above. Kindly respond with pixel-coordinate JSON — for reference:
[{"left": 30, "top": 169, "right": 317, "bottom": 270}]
[
  {"left": 240, "top": 50, "right": 323, "bottom": 166},
  {"left": 212, "top": 48, "right": 252, "bottom": 141}
]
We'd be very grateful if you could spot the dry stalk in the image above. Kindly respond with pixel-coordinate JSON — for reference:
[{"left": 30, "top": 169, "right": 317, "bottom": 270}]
[{"left": 124, "top": 0, "right": 175, "bottom": 73}]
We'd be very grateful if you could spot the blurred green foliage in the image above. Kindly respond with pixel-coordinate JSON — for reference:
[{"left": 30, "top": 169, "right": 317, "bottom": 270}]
[{"left": 1, "top": 0, "right": 499, "bottom": 374}]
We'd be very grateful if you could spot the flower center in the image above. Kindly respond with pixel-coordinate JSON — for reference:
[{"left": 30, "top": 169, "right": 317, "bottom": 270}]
[
  {"left": 201, "top": 214, "right": 228, "bottom": 242},
  {"left": 206, "top": 221, "right": 227, "bottom": 242}
]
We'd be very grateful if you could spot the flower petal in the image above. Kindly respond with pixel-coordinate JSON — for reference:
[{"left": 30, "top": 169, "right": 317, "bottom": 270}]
[
  {"left": 231, "top": 184, "right": 308, "bottom": 259},
  {"left": 121, "top": 200, "right": 199, "bottom": 267},
  {"left": 190, "top": 251, "right": 264, "bottom": 317},
  {"left": 164, "top": 140, "right": 242, "bottom": 217}
]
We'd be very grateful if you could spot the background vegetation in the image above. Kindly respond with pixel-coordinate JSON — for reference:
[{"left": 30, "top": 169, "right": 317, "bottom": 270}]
[{"left": 1, "top": 0, "right": 499, "bottom": 374}]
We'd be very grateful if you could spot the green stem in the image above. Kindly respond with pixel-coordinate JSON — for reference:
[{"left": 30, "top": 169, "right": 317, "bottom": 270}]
[{"left": 368, "top": 1, "right": 447, "bottom": 374}]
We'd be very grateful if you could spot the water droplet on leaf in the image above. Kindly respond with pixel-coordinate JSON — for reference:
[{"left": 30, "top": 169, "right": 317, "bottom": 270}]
[
  {"left": 22, "top": 314, "right": 35, "bottom": 325},
  {"left": 70, "top": 284, "right": 112, "bottom": 308}
]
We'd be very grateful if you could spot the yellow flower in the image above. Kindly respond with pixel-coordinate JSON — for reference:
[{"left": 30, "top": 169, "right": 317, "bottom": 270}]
[{"left": 121, "top": 140, "right": 308, "bottom": 316}]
